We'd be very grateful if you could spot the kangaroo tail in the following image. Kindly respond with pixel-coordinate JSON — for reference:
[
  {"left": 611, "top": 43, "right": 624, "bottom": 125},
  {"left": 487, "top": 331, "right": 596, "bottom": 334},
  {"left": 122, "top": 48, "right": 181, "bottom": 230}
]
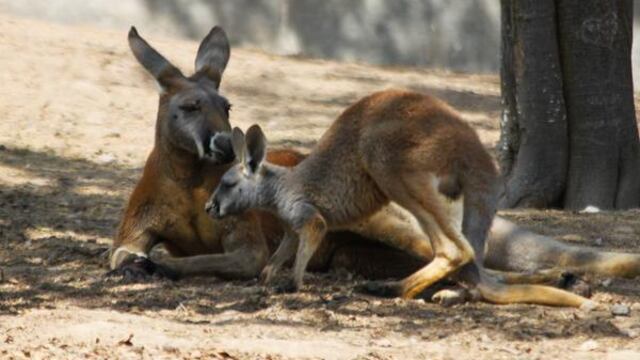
[
  {"left": 485, "top": 216, "right": 640, "bottom": 279},
  {"left": 459, "top": 174, "right": 591, "bottom": 307}
]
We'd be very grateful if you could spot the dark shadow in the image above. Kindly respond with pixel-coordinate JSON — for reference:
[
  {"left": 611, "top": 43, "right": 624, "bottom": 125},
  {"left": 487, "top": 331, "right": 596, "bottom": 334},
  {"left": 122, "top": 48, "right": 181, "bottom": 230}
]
[{"left": 0, "top": 146, "right": 138, "bottom": 241}]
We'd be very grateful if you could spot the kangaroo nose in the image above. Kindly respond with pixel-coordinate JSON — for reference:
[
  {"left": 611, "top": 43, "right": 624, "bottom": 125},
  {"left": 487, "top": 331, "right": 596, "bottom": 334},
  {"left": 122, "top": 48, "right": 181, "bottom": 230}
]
[{"left": 205, "top": 199, "right": 219, "bottom": 216}]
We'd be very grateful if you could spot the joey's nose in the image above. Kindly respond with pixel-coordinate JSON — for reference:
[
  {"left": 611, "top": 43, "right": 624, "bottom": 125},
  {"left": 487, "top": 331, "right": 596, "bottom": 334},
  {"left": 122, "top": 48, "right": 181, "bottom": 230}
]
[{"left": 205, "top": 198, "right": 223, "bottom": 218}]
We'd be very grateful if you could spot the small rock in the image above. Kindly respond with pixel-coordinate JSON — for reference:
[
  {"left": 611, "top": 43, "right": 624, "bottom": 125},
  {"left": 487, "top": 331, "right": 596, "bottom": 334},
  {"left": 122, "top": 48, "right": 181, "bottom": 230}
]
[
  {"left": 611, "top": 304, "right": 630, "bottom": 316},
  {"left": 432, "top": 288, "right": 469, "bottom": 307},
  {"left": 594, "top": 238, "right": 603, "bottom": 246},
  {"left": 601, "top": 278, "right": 613, "bottom": 287},
  {"left": 630, "top": 303, "right": 640, "bottom": 311},
  {"left": 580, "top": 206, "right": 600, "bottom": 213},
  {"left": 580, "top": 300, "right": 599, "bottom": 312},
  {"left": 561, "top": 234, "right": 584, "bottom": 242},
  {"left": 96, "top": 153, "right": 116, "bottom": 165},
  {"left": 579, "top": 339, "right": 599, "bottom": 351}
]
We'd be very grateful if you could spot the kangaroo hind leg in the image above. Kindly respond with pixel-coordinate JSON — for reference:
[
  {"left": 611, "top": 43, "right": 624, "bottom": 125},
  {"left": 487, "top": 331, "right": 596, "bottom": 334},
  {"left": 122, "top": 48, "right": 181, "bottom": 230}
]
[{"left": 366, "top": 172, "right": 474, "bottom": 299}]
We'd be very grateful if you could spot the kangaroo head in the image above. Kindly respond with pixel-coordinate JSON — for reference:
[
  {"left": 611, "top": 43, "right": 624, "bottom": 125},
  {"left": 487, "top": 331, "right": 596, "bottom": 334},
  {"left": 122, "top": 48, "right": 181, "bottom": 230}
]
[
  {"left": 206, "top": 125, "right": 268, "bottom": 218},
  {"left": 129, "top": 26, "right": 234, "bottom": 164}
]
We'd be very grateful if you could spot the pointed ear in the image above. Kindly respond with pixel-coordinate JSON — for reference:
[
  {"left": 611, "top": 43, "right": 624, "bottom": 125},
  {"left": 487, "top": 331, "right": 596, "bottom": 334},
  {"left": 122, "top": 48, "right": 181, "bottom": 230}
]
[
  {"left": 195, "top": 26, "right": 230, "bottom": 89},
  {"left": 231, "top": 127, "right": 246, "bottom": 164},
  {"left": 128, "top": 27, "right": 184, "bottom": 91},
  {"left": 244, "top": 125, "right": 267, "bottom": 174}
]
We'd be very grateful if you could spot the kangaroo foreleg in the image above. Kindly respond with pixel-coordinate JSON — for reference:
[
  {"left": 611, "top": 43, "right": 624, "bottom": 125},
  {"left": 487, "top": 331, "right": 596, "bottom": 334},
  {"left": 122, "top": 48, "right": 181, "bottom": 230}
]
[
  {"left": 156, "top": 224, "right": 270, "bottom": 280},
  {"left": 260, "top": 231, "right": 298, "bottom": 284},
  {"left": 156, "top": 250, "right": 264, "bottom": 280}
]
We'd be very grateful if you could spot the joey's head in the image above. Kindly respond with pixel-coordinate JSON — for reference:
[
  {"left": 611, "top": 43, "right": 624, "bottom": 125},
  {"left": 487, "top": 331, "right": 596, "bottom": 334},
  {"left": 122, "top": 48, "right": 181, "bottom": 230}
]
[
  {"left": 128, "top": 26, "right": 235, "bottom": 164},
  {"left": 206, "top": 125, "right": 270, "bottom": 218}
]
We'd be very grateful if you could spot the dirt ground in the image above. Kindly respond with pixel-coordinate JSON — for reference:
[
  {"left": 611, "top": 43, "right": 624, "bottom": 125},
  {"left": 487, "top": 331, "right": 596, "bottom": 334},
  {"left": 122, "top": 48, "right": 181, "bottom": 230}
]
[{"left": 1, "top": 14, "right": 640, "bottom": 360}]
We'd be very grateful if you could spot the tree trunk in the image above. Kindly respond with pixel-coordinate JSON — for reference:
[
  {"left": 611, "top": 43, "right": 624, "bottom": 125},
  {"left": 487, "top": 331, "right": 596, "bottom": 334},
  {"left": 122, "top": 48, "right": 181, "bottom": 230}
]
[
  {"left": 498, "top": 0, "right": 640, "bottom": 210},
  {"left": 498, "top": 0, "right": 568, "bottom": 208},
  {"left": 557, "top": 0, "right": 640, "bottom": 209}
]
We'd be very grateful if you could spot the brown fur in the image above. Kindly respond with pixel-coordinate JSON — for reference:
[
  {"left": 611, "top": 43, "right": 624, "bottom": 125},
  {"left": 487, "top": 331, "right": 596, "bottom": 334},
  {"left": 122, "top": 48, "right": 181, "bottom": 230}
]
[{"left": 208, "top": 90, "right": 592, "bottom": 307}]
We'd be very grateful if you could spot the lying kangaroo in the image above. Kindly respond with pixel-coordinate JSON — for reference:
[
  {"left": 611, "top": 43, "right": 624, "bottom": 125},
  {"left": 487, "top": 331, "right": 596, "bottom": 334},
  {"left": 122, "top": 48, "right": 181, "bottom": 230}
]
[
  {"left": 207, "top": 90, "right": 595, "bottom": 307},
  {"left": 110, "top": 27, "right": 639, "bottom": 297},
  {"left": 109, "top": 25, "right": 279, "bottom": 279}
]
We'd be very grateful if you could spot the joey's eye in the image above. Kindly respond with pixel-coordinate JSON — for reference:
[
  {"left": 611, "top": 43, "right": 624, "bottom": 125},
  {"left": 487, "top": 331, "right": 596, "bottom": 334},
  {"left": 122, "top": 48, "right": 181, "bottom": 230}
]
[
  {"left": 222, "top": 178, "right": 237, "bottom": 188},
  {"left": 179, "top": 100, "right": 201, "bottom": 113}
]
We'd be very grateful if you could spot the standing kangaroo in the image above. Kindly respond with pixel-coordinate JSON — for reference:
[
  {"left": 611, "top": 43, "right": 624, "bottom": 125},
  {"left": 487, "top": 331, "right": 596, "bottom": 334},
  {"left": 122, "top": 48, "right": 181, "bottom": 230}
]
[{"left": 207, "top": 90, "right": 592, "bottom": 307}]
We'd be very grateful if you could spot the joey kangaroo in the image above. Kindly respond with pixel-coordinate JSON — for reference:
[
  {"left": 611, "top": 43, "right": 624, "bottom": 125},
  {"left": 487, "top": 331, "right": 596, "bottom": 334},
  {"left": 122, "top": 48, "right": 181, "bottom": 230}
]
[{"left": 207, "top": 90, "right": 593, "bottom": 307}]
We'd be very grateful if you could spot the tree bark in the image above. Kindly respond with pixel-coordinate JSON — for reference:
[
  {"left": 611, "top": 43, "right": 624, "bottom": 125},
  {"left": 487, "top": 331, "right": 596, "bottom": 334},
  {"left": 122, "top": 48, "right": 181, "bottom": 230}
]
[
  {"left": 498, "top": 0, "right": 568, "bottom": 208},
  {"left": 557, "top": 0, "right": 640, "bottom": 209},
  {"left": 498, "top": 0, "right": 640, "bottom": 210}
]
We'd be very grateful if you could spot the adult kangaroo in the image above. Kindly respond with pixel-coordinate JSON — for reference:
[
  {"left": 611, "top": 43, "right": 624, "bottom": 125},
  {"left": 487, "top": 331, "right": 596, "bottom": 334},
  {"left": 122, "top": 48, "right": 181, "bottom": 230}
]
[
  {"left": 109, "top": 26, "right": 289, "bottom": 279},
  {"left": 207, "top": 90, "right": 594, "bottom": 307}
]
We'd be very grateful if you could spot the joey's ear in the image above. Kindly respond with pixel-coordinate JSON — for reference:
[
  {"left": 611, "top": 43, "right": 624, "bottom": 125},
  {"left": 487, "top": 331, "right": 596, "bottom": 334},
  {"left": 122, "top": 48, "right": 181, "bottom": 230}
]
[
  {"left": 231, "top": 127, "right": 246, "bottom": 164},
  {"left": 244, "top": 124, "right": 267, "bottom": 174},
  {"left": 195, "top": 26, "right": 230, "bottom": 89},
  {"left": 128, "top": 27, "right": 185, "bottom": 91}
]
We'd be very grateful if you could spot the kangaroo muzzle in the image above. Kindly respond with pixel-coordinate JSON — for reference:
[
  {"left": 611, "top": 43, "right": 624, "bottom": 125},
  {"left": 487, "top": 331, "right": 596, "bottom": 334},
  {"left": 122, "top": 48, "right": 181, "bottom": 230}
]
[
  {"left": 207, "top": 132, "right": 235, "bottom": 164},
  {"left": 205, "top": 197, "right": 224, "bottom": 218}
]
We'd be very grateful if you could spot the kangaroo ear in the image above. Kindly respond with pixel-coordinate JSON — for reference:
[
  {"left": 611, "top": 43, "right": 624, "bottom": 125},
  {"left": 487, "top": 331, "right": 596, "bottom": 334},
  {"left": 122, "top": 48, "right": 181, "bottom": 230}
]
[
  {"left": 245, "top": 125, "right": 267, "bottom": 174},
  {"left": 195, "top": 26, "right": 230, "bottom": 89},
  {"left": 128, "top": 27, "right": 184, "bottom": 91},
  {"left": 231, "top": 127, "right": 246, "bottom": 164}
]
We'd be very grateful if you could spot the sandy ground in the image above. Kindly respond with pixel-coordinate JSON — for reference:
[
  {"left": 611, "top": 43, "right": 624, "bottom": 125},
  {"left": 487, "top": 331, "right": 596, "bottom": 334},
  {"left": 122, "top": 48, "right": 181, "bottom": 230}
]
[{"left": 1, "top": 14, "right": 640, "bottom": 360}]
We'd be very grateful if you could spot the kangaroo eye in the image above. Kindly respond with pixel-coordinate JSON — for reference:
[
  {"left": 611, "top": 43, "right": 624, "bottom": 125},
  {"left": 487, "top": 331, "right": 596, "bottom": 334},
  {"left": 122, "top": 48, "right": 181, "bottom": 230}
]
[
  {"left": 179, "top": 100, "right": 201, "bottom": 113},
  {"left": 222, "top": 179, "right": 237, "bottom": 188}
]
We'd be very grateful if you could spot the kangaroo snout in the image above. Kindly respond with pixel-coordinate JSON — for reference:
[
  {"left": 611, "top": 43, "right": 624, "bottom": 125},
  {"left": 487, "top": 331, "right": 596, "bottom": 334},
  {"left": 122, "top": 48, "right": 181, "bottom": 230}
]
[
  {"left": 207, "top": 132, "right": 235, "bottom": 164},
  {"left": 205, "top": 197, "right": 224, "bottom": 218}
]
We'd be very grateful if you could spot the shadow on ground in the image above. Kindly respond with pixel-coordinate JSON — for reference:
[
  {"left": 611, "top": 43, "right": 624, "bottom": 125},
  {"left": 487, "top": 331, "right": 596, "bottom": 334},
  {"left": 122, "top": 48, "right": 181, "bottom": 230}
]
[{"left": 1, "top": 145, "right": 638, "bottom": 345}]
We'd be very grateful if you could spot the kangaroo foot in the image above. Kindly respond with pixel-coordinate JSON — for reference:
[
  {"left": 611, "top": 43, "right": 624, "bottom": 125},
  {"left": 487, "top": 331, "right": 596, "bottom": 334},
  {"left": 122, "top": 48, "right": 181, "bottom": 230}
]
[
  {"left": 355, "top": 280, "right": 402, "bottom": 298},
  {"left": 558, "top": 272, "right": 592, "bottom": 298},
  {"left": 105, "top": 255, "right": 179, "bottom": 281}
]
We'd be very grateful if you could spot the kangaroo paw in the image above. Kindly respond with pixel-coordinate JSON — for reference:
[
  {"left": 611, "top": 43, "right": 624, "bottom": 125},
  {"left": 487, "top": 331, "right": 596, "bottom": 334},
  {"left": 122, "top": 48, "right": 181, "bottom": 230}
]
[
  {"left": 105, "top": 255, "right": 179, "bottom": 282},
  {"left": 355, "top": 280, "right": 402, "bottom": 298},
  {"left": 259, "top": 265, "right": 277, "bottom": 286}
]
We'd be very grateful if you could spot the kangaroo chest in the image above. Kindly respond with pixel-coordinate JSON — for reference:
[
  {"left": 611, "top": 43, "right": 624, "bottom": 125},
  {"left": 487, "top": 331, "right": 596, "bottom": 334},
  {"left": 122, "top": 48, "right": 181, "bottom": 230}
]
[{"left": 160, "top": 185, "right": 226, "bottom": 255}]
